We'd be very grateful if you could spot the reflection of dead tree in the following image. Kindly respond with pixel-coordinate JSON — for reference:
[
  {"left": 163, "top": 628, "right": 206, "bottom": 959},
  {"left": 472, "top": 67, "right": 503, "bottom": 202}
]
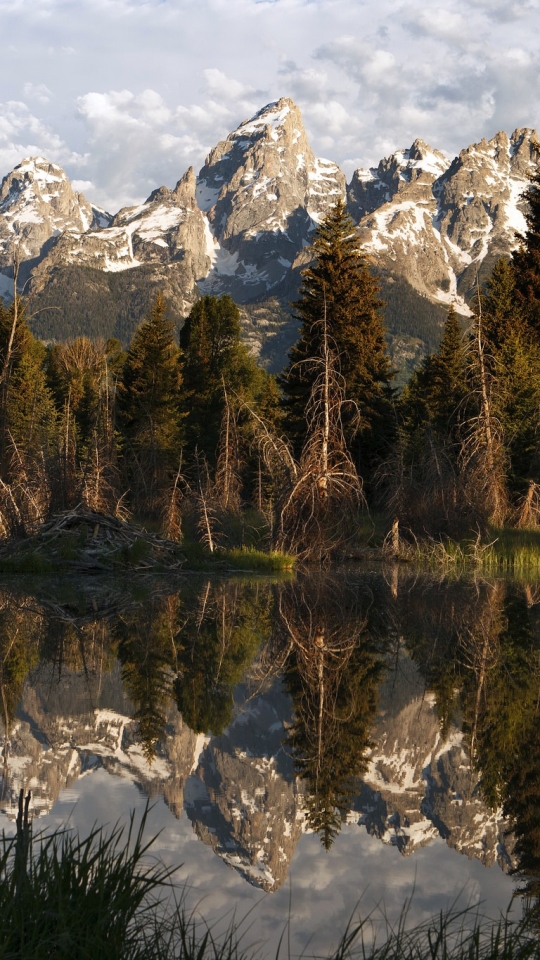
[
  {"left": 458, "top": 582, "right": 504, "bottom": 780},
  {"left": 266, "top": 577, "right": 378, "bottom": 848},
  {"left": 275, "top": 318, "right": 365, "bottom": 560}
]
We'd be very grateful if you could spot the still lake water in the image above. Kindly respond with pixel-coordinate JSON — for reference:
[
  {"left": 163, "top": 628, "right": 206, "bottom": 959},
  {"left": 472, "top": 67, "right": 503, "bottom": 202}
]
[{"left": 0, "top": 568, "right": 536, "bottom": 954}]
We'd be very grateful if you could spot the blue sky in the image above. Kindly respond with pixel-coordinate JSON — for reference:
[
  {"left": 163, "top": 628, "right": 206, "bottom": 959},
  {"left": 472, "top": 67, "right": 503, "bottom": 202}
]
[{"left": 0, "top": 0, "right": 539, "bottom": 210}]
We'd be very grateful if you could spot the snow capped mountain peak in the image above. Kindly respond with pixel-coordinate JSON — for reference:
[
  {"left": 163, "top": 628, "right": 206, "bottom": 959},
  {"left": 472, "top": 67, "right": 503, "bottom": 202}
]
[
  {"left": 232, "top": 97, "right": 294, "bottom": 143},
  {"left": 0, "top": 155, "right": 106, "bottom": 268}
]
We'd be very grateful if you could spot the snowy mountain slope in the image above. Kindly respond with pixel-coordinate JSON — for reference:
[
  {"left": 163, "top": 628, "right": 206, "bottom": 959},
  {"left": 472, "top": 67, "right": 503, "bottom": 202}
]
[
  {"left": 197, "top": 97, "right": 346, "bottom": 301},
  {"left": 354, "top": 128, "right": 538, "bottom": 314},
  {"left": 28, "top": 167, "right": 210, "bottom": 318}
]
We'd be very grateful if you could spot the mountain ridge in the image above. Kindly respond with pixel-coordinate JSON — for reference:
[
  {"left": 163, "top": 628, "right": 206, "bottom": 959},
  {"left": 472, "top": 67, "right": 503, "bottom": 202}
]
[{"left": 0, "top": 99, "right": 536, "bottom": 374}]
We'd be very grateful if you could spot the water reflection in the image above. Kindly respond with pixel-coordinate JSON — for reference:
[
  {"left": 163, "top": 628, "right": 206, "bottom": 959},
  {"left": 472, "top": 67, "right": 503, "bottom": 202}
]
[{"left": 0, "top": 571, "right": 538, "bottom": 903}]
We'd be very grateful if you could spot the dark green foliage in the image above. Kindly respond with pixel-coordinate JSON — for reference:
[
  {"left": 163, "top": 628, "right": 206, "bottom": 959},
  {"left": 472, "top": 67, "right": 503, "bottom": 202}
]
[
  {"left": 0, "top": 808, "right": 177, "bottom": 960},
  {"left": 278, "top": 578, "right": 384, "bottom": 849},
  {"left": 180, "top": 294, "right": 272, "bottom": 465},
  {"left": 378, "top": 271, "right": 447, "bottom": 351},
  {"left": 280, "top": 200, "right": 395, "bottom": 481},
  {"left": 118, "top": 293, "right": 183, "bottom": 515},
  {"left": 116, "top": 598, "right": 178, "bottom": 760},
  {"left": 401, "top": 305, "right": 468, "bottom": 447},
  {"left": 493, "top": 333, "right": 540, "bottom": 493},
  {"left": 482, "top": 257, "right": 524, "bottom": 352},
  {"left": 513, "top": 170, "right": 540, "bottom": 334},
  {"left": 173, "top": 582, "right": 268, "bottom": 735}
]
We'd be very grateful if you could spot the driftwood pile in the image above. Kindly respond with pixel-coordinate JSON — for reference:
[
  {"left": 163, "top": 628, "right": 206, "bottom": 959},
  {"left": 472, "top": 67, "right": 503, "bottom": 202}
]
[{"left": 0, "top": 506, "right": 185, "bottom": 573}]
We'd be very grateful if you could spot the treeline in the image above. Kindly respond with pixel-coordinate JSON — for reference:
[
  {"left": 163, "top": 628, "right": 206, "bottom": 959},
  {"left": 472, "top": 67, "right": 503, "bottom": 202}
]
[{"left": 3, "top": 178, "right": 540, "bottom": 554}]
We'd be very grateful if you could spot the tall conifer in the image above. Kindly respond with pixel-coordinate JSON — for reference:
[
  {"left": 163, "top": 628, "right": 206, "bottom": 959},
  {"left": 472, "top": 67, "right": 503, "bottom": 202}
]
[
  {"left": 512, "top": 169, "right": 540, "bottom": 333},
  {"left": 280, "top": 200, "right": 394, "bottom": 478},
  {"left": 118, "top": 293, "right": 183, "bottom": 515}
]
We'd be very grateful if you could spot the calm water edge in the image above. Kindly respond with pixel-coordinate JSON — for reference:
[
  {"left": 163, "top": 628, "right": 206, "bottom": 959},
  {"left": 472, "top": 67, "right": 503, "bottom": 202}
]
[{"left": 0, "top": 568, "right": 536, "bottom": 955}]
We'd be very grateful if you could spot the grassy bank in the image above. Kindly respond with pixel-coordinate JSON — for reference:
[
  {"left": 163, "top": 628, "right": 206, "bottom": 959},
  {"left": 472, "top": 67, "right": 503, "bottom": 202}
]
[
  {"left": 388, "top": 526, "right": 540, "bottom": 575},
  {"left": 1, "top": 803, "right": 538, "bottom": 960}
]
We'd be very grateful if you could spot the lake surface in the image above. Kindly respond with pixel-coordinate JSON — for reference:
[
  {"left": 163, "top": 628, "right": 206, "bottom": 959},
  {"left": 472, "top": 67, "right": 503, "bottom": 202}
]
[{"left": 0, "top": 568, "right": 537, "bottom": 955}]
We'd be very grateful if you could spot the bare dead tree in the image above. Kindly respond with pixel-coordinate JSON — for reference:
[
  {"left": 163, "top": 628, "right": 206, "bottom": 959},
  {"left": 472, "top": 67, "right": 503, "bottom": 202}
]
[
  {"left": 274, "top": 313, "right": 365, "bottom": 560},
  {"left": 161, "top": 456, "right": 184, "bottom": 542},
  {"left": 194, "top": 453, "right": 219, "bottom": 553},
  {"left": 460, "top": 281, "right": 508, "bottom": 526}
]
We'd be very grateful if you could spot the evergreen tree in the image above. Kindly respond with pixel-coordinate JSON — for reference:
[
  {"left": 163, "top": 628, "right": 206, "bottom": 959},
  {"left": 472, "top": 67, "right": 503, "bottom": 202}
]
[
  {"left": 401, "top": 305, "right": 468, "bottom": 448},
  {"left": 512, "top": 169, "right": 540, "bottom": 333},
  {"left": 280, "top": 200, "right": 394, "bottom": 479},
  {"left": 118, "top": 293, "right": 183, "bottom": 516},
  {"left": 180, "top": 294, "right": 272, "bottom": 465},
  {"left": 482, "top": 257, "right": 524, "bottom": 352}
]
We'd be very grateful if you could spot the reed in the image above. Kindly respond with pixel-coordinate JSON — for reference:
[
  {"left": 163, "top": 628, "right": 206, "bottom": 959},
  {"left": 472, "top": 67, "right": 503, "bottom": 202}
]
[{"left": 1, "top": 796, "right": 539, "bottom": 959}]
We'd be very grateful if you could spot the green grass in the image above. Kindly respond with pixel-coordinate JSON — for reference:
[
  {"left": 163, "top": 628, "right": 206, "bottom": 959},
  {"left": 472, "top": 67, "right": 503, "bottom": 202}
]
[
  {"left": 1, "top": 808, "right": 540, "bottom": 960},
  {"left": 220, "top": 546, "right": 296, "bottom": 572},
  {"left": 398, "top": 526, "right": 540, "bottom": 575},
  {"left": 179, "top": 540, "right": 295, "bottom": 573},
  {"left": 479, "top": 527, "right": 540, "bottom": 574}
]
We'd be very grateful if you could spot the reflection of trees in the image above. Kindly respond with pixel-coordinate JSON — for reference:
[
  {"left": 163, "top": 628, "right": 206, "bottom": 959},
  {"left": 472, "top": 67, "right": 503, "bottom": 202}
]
[
  {"left": 401, "top": 577, "right": 540, "bottom": 911},
  {"left": 174, "top": 582, "right": 270, "bottom": 736},
  {"left": 0, "top": 591, "right": 44, "bottom": 800},
  {"left": 115, "top": 596, "right": 179, "bottom": 761},
  {"left": 275, "top": 577, "right": 385, "bottom": 849}
]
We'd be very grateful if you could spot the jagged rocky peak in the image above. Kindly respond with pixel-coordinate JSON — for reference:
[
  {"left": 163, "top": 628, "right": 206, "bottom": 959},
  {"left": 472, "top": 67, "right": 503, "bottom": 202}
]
[
  {"left": 196, "top": 97, "right": 345, "bottom": 301},
  {"left": 0, "top": 156, "right": 110, "bottom": 269},
  {"left": 348, "top": 138, "right": 449, "bottom": 221},
  {"left": 198, "top": 97, "right": 345, "bottom": 238},
  {"left": 434, "top": 126, "right": 539, "bottom": 271},
  {"left": 144, "top": 166, "right": 197, "bottom": 208}
]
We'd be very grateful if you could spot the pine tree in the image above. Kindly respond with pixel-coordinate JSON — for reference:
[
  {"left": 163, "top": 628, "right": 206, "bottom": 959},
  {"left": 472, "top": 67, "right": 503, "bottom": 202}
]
[
  {"left": 482, "top": 257, "right": 524, "bottom": 352},
  {"left": 401, "top": 305, "right": 468, "bottom": 446},
  {"left": 118, "top": 293, "right": 183, "bottom": 517},
  {"left": 512, "top": 168, "right": 540, "bottom": 333},
  {"left": 280, "top": 200, "right": 394, "bottom": 480},
  {"left": 180, "top": 294, "right": 269, "bottom": 465}
]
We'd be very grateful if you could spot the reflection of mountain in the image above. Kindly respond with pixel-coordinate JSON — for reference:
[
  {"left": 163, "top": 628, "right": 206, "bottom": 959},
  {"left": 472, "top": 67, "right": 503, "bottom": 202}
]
[
  {"left": 0, "top": 663, "right": 198, "bottom": 819},
  {"left": 0, "top": 629, "right": 515, "bottom": 889},
  {"left": 184, "top": 682, "right": 302, "bottom": 892},
  {"left": 351, "top": 656, "right": 514, "bottom": 870}
]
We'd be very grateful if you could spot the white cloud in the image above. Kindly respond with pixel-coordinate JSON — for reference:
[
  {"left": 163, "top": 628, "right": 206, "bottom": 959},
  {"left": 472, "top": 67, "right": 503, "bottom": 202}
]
[
  {"left": 0, "top": 0, "right": 536, "bottom": 209},
  {"left": 22, "top": 82, "right": 51, "bottom": 103}
]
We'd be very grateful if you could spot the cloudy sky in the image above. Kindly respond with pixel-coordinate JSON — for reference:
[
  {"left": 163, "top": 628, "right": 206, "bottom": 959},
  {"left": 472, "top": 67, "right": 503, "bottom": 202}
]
[{"left": 0, "top": 0, "right": 539, "bottom": 211}]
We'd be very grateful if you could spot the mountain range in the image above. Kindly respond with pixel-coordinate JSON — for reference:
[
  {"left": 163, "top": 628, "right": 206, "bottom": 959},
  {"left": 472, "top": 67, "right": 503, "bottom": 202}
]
[{"left": 1, "top": 98, "right": 538, "bottom": 375}]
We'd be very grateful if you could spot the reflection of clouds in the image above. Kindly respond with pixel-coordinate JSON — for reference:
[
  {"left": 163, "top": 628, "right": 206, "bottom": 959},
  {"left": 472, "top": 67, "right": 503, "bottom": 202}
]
[
  {"left": 0, "top": 0, "right": 537, "bottom": 209},
  {"left": 0, "top": 770, "right": 516, "bottom": 959}
]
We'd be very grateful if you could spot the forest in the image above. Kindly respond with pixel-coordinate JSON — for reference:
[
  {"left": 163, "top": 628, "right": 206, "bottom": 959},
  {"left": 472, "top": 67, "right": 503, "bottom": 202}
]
[{"left": 2, "top": 170, "right": 540, "bottom": 566}]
